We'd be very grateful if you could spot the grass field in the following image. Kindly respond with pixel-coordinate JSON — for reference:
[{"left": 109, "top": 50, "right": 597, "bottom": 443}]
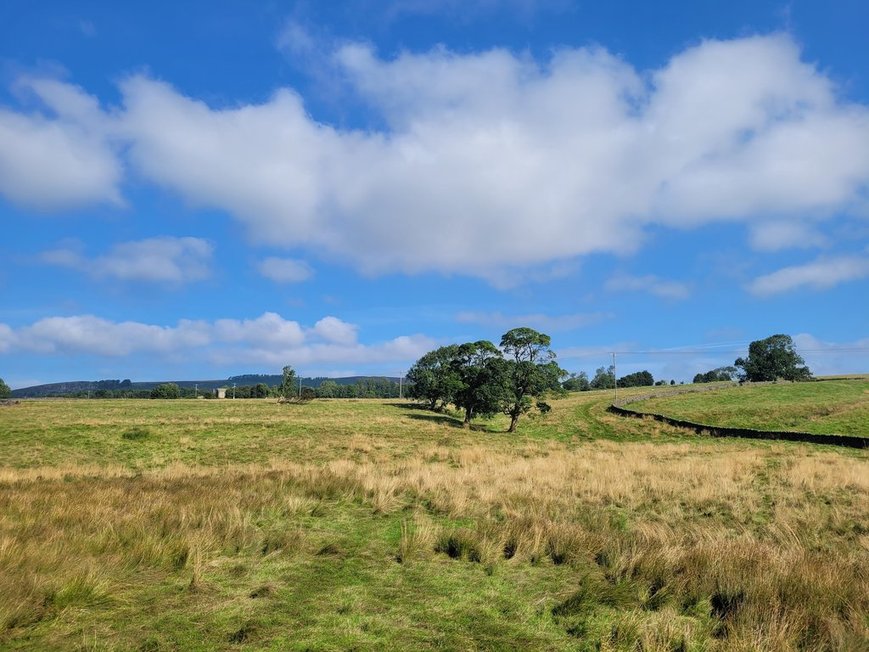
[
  {"left": 630, "top": 379, "right": 869, "bottom": 436},
  {"left": 1, "top": 388, "right": 867, "bottom": 650}
]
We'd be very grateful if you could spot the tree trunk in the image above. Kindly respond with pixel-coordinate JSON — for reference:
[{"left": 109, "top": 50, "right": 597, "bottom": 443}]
[
  {"left": 464, "top": 407, "right": 473, "bottom": 427},
  {"left": 508, "top": 413, "right": 519, "bottom": 433}
]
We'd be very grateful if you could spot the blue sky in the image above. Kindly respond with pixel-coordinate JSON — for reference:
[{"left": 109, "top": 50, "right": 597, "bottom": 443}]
[{"left": 1, "top": 0, "right": 868, "bottom": 388}]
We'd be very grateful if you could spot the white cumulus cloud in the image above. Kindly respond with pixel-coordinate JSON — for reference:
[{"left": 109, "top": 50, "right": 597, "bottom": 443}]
[
  {"left": 40, "top": 236, "right": 213, "bottom": 283},
  {"left": 605, "top": 274, "right": 691, "bottom": 300},
  {"left": 748, "top": 222, "right": 828, "bottom": 252},
  {"left": 213, "top": 312, "right": 307, "bottom": 348},
  {"left": 257, "top": 257, "right": 314, "bottom": 283},
  {"left": 747, "top": 255, "right": 869, "bottom": 296},
  {"left": 312, "top": 316, "right": 358, "bottom": 345},
  {"left": 12, "top": 315, "right": 210, "bottom": 356},
  {"left": 0, "top": 78, "right": 122, "bottom": 210}
]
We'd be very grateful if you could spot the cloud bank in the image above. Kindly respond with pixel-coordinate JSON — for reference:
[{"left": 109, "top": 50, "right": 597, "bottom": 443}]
[
  {"left": 2, "top": 34, "right": 868, "bottom": 281},
  {"left": 0, "top": 313, "right": 434, "bottom": 369}
]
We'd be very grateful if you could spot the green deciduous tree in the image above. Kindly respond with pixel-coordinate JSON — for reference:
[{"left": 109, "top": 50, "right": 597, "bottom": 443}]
[
  {"left": 451, "top": 340, "right": 508, "bottom": 426},
  {"left": 734, "top": 335, "right": 812, "bottom": 382},
  {"left": 692, "top": 366, "right": 737, "bottom": 384},
  {"left": 406, "top": 344, "right": 463, "bottom": 411},
  {"left": 0, "top": 377, "right": 10, "bottom": 398},
  {"left": 317, "top": 380, "right": 339, "bottom": 398},
  {"left": 500, "top": 327, "right": 565, "bottom": 432},
  {"left": 562, "top": 371, "right": 590, "bottom": 392},
  {"left": 590, "top": 365, "right": 615, "bottom": 390},
  {"left": 280, "top": 365, "right": 298, "bottom": 400},
  {"left": 150, "top": 383, "right": 180, "bottom": 399},
  {"left": 617, "top": 370, "right": 654, "bottom": 388}
]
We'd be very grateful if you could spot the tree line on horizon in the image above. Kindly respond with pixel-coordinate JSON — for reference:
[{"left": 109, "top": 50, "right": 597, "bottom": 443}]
[
  {"left": 64, "top": 376, "right": 408, "bottom": 400},
  {"left": 563, "top": 334, "right": 813, "bottom": 390}
]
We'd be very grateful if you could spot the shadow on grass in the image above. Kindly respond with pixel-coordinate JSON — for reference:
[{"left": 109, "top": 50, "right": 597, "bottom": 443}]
[
  {"left": 405, "top": 413, "right": 491, "bottom": 432},
  {"left": 383, "top": 402, "right": 432, "bottom": 410}
]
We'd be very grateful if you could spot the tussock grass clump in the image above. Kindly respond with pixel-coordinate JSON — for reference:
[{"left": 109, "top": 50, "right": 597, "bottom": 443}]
[
  {"left": 435, "top": 528, "right": 482, "bottom": 562},
  {"left": 396, "top": 515, "right": 438, "bottom": 564},
  {"left": 249, "top": 584, "right": 274, "bottom": 599},
  {"left": 121, "top": 426, "right": 151, "bottom": 441}
]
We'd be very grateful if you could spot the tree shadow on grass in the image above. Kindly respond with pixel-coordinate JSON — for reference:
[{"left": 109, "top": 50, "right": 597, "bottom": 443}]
[
  {"left": 383, "top": 402, "right": 431, "bottom": 410},
  {"left": 405, "top": 413, "right": 490, "bottom": 432}
]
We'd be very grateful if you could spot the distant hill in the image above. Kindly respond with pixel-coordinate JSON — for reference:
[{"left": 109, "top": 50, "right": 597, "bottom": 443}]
[{"left": 11, "top": 375, "right": 400, "bottom": 398}]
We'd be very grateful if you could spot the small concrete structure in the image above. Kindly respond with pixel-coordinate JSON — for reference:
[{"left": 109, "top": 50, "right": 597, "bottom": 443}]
[{"left": 215, "top": 387, "right": 227, "bottom": 399}]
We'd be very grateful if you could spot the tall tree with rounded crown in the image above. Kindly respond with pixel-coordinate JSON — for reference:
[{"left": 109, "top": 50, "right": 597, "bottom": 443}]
[
  {"left": 734, "top": 335, "right": 811, "bottom": 382},
  {"left": 500, "top": 327, "right": 565, "bottom": 432}
]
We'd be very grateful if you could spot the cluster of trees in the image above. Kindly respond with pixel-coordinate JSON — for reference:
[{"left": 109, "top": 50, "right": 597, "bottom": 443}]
[
  {"left": 407, "top": 328, "right": 566, "bottom": 432},
  {"left": 693, "top": 366, "right": 737, "bottom": 384},
  {"left": 562, "top": 367, "right": 659, "bottom": 391},
  {"left": 315, "top": 378, "right": 402, "bottom": 398},
  {"left": 690, "top": 335, "right": 812, "bottom": 384},
  {"left": 617, "top": 370, "right": 654, "bottom": 388},
  {"left": 78, "top": 389, "right": 153, "bottom": 399},
  {"left": 221, "top": 384, "right": 272, "bottom": 399},
  {"left": 563, "top": 367, "right": 618, "bottom": 391},
  {"left": 150, "top": 383, "right": 182, "bottom": 399},
  {"left": 562, "top": 335, "right": 812, "bottom": 393},
  {"left": 561, "top": 372, "right": 590, "bottom": 391},
  {"left": 277, "top": 367, "right": 403, "bottom": 401}
]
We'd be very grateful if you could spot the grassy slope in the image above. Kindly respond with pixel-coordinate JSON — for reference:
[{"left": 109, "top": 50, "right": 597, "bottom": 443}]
[
  {"left": 630, "top": 379, "right": 869, "bottom": 436},
  {"left": 0, "top": 390, "right": 867, "bottom": 650}
]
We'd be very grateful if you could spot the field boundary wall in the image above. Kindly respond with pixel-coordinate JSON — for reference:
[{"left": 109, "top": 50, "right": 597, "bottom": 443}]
[{"left": 608, "top": 385, "right": 869, "bottom": 449}]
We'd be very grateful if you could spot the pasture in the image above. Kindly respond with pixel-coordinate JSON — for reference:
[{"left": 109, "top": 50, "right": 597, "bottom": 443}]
[
  {"left": 0, "top": 386, "right": 867, "bottom": 650},
  {"left": 630, "top": 378, "right": 869, "bottom": 437}
]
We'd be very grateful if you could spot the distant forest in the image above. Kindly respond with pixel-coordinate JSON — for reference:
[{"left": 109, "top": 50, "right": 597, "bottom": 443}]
[{"left": 11, "top": 375, "right": 404, "bottom": 399}]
